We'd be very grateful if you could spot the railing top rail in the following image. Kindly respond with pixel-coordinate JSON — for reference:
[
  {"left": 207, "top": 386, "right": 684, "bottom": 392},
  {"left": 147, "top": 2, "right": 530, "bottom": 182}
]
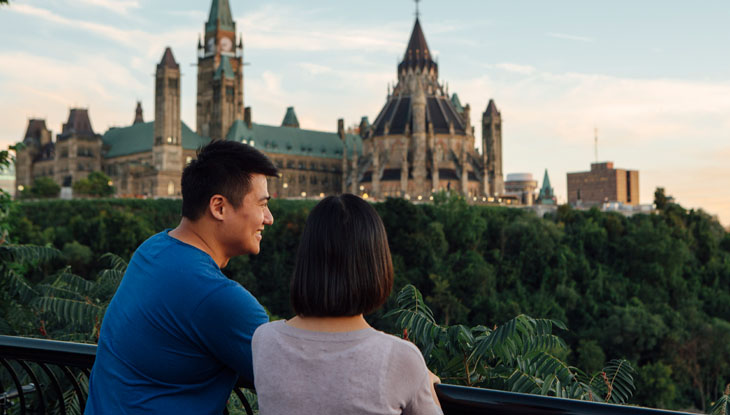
[
  {"left": 436, "top": 384, "right": 698, "bottom": 415},
  {"left": 0, "top": 334, "right": 96, "bottom": 367}
]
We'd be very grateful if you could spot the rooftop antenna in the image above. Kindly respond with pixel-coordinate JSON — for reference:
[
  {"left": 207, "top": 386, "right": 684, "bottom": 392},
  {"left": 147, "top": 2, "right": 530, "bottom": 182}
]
[
  {"left": 594, "top": 126, "right": 598, "bottom": 163},
  {"left": 415, "top": 0, "right": 421, "bottom": 19}
]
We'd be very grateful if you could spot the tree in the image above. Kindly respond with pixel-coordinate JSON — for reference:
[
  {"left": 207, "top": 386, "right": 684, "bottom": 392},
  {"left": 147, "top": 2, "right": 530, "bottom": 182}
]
[
  {"left": 24, "top": 176, "right": 61, "bottom": 199},
  {"left": 654, "top": 187, "right": 668, "bottom": 210},
  {"left": 72, "top": 171, "right": 115, "bottom": 197},
  {"left": 0, "top": 145, "right": 17, "bottom": 244}
]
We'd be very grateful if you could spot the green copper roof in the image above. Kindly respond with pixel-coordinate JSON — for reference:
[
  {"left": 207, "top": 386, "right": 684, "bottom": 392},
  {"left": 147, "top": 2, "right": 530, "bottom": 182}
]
[
  {"left": 541, "top": 169, "right": 552, "bottom": 192},
  {"left": 213, "top": 55, "right": 235, "bottom": 80},
  {"left": 102, "top": 121, "right": 210, "bottom": 158},
  {"left": 206, "top": 0, "right": 235, "bottom": 33},
  {"left": 281, "top": 107, "right": 300, "bottom": 127},
  {"left": 537, "top": 169, "right": 556, "bottom": 204},
  {"left": 226, "top": 120, "right": 362, "bottom": 159},
  {"left": 450, "top": 93, "right": 464, "bottom": 113}
]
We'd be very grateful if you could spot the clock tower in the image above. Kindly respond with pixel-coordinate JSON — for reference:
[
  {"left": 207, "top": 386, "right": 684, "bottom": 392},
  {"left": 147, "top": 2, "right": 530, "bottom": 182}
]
[{"left": 196, "top": 0, "right": 244, "bottom": 139}]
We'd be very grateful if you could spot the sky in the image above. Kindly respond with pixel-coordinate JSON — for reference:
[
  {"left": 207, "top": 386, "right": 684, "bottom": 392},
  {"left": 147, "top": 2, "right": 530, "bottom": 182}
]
[{"left": 1, "top": 0, "right": 728, "bottom": 225}]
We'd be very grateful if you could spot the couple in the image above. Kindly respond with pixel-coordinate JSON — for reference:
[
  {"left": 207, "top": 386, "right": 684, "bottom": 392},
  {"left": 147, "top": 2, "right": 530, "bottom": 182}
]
[{"left": 85, "top": 140, "right": 442, "bottom": 414}]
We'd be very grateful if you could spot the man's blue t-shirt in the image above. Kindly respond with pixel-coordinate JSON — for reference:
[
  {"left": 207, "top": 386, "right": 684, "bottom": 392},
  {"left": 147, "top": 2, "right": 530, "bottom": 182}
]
[{"left": 86, "top": 230, "right": 269, "bottom": 414}]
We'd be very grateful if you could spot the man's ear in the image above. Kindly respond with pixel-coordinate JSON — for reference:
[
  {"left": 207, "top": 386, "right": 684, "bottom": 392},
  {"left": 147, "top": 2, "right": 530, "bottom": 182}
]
[{"left": 208, "top": 194, "right": 226, "bottom": 221}]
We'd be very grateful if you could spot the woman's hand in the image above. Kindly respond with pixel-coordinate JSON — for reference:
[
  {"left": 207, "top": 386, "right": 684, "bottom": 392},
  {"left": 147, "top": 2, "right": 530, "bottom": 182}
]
[{"left": 428, "top": 369, "right": 442, "bottom": 408}]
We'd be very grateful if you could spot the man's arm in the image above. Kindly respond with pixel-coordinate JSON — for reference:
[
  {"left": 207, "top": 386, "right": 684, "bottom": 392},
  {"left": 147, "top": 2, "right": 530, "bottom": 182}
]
[{"left": 193, "top": 284, "right": 269, "bottom": 382}]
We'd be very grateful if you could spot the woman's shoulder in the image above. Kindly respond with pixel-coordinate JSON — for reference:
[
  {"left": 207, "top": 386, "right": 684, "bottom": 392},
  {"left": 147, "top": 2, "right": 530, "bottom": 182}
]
[
  {"left": 252, "top": 320, "right": 285, "bottom": 343},
  {"left": 373, "top": 331, "right": 427, "bottom": 366}
]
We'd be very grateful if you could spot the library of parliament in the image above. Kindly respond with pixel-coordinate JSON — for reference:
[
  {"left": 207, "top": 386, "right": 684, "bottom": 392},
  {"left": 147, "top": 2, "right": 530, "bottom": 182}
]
[{"left": 15, "top": 0, "right": 505, "bottom": 201}]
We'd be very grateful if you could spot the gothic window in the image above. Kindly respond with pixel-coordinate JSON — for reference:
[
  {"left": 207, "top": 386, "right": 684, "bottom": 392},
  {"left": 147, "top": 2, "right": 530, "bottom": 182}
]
[
  {"left": 287, "top": 160, "right": 294, "bottom": 168},
  {"left": 168, "top": 79, "right": 178, "bottom": 89},
  {"left": 299, "top": 175, "right": 305, "bottom": 183},
  {"left": 226, "top": 87, "right": 234, "bottom": 103}
]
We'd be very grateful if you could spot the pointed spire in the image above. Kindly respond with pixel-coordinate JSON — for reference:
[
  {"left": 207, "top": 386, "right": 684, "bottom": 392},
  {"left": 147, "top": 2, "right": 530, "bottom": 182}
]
[
  {"left": 133, "top": 101, "right": 144, "bottom": 124},
  {"left": 206, "top": 0, "right": 235, "bottom": 33},
  {"left": 485, "top": 99, "right": 500, "bottom": 117},
  {"left": 158, "top": 47, "right": 179, "bottom": 70},
  {"left": 281, "top": 107, "right": 300, "bottom": 128},
  {"left": 541, "top": 169, "right": 552, "bottom": 193},
  {"left": 537, "top": 169, "right": 557, "bottom": 205},
  {"left": 398, "top": 18, "right": 437, "bottom": 73}
]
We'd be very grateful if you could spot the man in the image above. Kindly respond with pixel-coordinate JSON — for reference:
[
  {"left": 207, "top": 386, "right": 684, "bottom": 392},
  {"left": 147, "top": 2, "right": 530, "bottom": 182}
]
[{"left": 86, "top": 140, "right": 278, "bottom": 414}]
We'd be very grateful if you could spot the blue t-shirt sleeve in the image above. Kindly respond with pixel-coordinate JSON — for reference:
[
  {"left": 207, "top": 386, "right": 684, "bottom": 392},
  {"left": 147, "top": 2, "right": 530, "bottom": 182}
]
[{"left": 193, "top": 283, "right": 269, "bottom": 383}]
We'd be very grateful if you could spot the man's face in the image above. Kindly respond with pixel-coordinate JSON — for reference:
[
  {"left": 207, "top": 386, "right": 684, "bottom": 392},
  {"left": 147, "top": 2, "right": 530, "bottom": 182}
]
[{"left": 223, "top": 173, "right": 273, "bottom": 256}]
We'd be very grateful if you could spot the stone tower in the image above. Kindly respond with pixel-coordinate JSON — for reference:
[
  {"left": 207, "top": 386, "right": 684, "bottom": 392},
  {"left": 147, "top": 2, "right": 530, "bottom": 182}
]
[
  {"left": 482, "top": 99, "right": 504, "bottom": 196},
  {"left": 196, "top": 0, "right": 244, "bottom": 139},
  {"left": 153, "top": 47, "right": 182, "bottom": 174},
  {"left": 359, "top": 18, "right": 483, "bottom": 200}
]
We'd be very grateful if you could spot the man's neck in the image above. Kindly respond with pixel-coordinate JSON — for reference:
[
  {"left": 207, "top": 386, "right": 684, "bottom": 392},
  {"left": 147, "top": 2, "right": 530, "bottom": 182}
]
[{"left": 169, "top": 218, "right": 228, "bottom": 268}]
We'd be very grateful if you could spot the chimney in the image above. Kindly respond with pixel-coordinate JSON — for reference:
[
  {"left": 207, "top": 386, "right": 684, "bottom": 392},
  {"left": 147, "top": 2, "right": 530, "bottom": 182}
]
[{"left": 244, "top": 106, "right": 252, "bottom": 128}]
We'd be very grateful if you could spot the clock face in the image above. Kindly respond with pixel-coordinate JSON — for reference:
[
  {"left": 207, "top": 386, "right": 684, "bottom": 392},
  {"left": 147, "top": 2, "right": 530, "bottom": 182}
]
[{"left": 220, "top": 37, "right": 233, "bottom": 52}]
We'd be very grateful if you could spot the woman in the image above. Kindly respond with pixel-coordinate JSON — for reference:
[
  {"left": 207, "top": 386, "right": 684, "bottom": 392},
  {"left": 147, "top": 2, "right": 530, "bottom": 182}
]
[{"left": 252, "top": 194, "right": 442, "bottom": 415}]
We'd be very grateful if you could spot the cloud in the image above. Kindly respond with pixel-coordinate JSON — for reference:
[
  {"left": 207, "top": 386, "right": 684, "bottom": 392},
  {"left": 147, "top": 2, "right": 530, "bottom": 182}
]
[
  {"left": 298, "top": 62, "right": 333, "bottom": 75},
  {"left": 450, "top": 66, "right": 730, "bottom": 225},
  {"left": 237, "top": 4, "right": 404, "bottom": 53},
  {"left": 547, "top": 32, "right": 594, "bottom": 43},
  {"left": 74, "top": 0, "right": 140, "bottom": 15},
  {"left": 493, "top": 63, "right": 536, "bottom": 75}
]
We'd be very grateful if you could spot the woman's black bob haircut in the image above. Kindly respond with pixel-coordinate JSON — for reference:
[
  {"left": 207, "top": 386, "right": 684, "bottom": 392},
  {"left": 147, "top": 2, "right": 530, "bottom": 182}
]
[{"left": 290, "top": 194, "right": 394, "bottom": 317}]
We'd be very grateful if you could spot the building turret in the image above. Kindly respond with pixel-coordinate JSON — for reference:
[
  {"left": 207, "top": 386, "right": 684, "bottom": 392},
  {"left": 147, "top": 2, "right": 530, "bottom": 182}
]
[
  {"left": 197, "top": 0, "right": 244, "bottom": 139},
  {"left": 281, "top": 107, "right": 300, "bottom": 128},
  {"left": 153, "top": 47, "right": 182, "bottom": 173},
  {"left": 482, "top": 99, "right": 504, "bottom": 196},
  {"left": 133, "top": 101, "right": 144, "bottom": 124}
]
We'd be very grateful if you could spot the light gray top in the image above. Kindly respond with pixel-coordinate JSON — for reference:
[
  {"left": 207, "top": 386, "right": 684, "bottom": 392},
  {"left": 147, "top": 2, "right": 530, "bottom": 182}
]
[{"left": 252, "top": 320, "right": 442, "bottom": 415}]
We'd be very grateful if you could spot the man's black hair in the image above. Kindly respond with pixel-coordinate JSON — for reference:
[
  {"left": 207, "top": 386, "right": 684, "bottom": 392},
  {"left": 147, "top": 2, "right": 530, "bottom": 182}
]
[
  {"left": 290, "top": 194, "right": 394, "bottom": 317},
  {"left": 181, "top": 140, "right": 278, "bottom": 220}
]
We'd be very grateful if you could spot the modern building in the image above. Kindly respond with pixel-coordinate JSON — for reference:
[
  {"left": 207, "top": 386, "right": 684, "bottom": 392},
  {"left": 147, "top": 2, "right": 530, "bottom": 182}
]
[
  {"left": 504, "top": 173, "right": 538, "bottom": 206},
  {"left": 567, "top": 162, "right": 639, "bottom": 207}
]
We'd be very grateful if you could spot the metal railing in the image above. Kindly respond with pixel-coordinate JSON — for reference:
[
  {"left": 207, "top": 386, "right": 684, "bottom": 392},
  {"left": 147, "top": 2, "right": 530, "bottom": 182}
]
[
  {"left": 0, "top": 335, "right": 254, "bottom": 415},
  {"left": 2, "top": 335, "right": 697, "bottom": 415}
]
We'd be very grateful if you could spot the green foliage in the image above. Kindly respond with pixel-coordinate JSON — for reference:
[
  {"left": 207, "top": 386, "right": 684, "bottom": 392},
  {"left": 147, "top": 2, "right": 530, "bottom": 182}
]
[
  {"left": 387, "top": 284, "right": 636, "bottom": 403},
  {"left": 72, "top": 171, "right": 115, "bottom": 197},
  {"left": 22, "top": 176, "right": 61, "bottom": 199},
  {"left": 6, "top": 193, "right": 730, "bottom": 411}
]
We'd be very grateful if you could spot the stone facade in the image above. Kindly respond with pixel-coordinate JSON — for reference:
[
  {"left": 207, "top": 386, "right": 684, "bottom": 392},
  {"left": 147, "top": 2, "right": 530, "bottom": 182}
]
[
  {"left": 567, "top": 162, "right": 640, "bottom": 206},
  {"left": 17, "top": 1, "right": 510, "bottom": 203},
  {"left": 350, "top": 18, "right": 503, "bottom": 200}
]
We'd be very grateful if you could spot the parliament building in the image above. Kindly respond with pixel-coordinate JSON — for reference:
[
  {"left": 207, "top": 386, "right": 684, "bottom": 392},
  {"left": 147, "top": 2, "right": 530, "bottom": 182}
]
[{"left": 16, "top": 0, "right": 504, "bottom": 201}]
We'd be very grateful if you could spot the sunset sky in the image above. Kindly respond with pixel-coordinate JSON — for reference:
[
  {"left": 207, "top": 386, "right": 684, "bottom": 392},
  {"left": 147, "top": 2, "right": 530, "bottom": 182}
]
[{"left": 1, "top": 0, "right": 728, "bottom": 225}]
